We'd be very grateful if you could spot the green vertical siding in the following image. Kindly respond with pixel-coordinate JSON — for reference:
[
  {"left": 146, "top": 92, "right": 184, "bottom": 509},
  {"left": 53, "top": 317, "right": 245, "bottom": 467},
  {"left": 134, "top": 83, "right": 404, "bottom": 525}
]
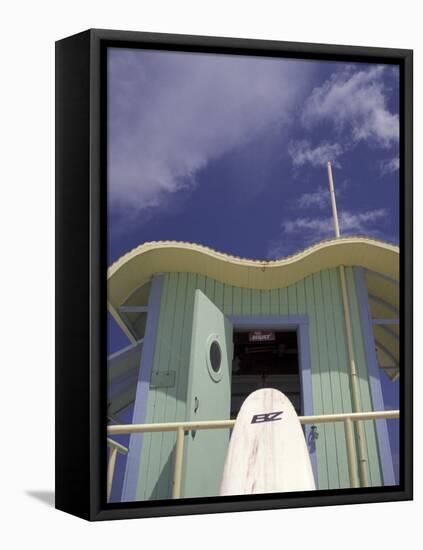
[
  {"left": 345, "top": 268, "right": 382, "bottom": 486},
  {"left": 135, "top": 268, "right": 382, "bottom": 500}
]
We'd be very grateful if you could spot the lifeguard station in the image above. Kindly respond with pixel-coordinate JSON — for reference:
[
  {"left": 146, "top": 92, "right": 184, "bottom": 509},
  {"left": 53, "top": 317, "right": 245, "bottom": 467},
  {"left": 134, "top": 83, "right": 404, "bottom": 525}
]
[{"left": 106, "top": 163, "right": 399, "bottom": 502}]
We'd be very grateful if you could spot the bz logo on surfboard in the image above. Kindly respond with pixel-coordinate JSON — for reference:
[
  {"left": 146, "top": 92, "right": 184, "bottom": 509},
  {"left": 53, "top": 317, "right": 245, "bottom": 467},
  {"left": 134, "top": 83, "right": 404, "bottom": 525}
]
[{"left": 251, "top": 411, "right": 283, "bottom": 424}]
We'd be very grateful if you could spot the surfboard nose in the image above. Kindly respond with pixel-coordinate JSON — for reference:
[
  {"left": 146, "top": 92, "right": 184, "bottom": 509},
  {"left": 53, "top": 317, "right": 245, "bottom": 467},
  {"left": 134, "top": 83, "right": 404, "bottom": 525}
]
[{"left": 220, "top": 388, "right": 316, "bottom": 496}]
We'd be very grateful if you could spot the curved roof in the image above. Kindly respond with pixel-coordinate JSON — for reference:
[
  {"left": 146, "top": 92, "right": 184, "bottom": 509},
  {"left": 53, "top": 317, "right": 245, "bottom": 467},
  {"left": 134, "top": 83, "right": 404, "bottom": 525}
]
[
  {"left": 108, "top": 237, "right": 398, "bottom": 305},
  {"left": 108, "top": 237, "right": 399, "bottom": 380}
]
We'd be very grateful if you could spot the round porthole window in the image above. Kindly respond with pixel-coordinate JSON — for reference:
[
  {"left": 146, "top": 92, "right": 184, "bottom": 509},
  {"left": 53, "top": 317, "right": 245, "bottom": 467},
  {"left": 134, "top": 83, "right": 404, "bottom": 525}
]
[
  {"left": 209, "top": 340, "right": 222, "bottom": 373},
  {"left": 206, "top": 334, "right": 223, "bottom": 382}
]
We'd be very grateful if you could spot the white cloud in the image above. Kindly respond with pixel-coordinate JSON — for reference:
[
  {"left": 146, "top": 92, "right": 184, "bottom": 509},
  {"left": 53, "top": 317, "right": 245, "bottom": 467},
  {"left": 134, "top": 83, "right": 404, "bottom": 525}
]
[
  {"left": 379, "top": 157, "right": 399, "bottom": 175},
  {"left": 282, "top": 216, "right": 334, "bottom": 236},
  {"left": 297, "top": 186, "right": 330, "bottom": 210},
  {"left": 284, "top": 208, "right": 387, "bottom": 236},
  {"left": 301, "top": 66, "right": 399, "bottom": 148},
  {"left": 267, "top": 208, "right": 388, "bottom": 258},
  {"left": 108, "top": 49, "right": 314, "bottom": 212},
  {"left": 288, "top": 140, "right": 343, "bottom": 168}
]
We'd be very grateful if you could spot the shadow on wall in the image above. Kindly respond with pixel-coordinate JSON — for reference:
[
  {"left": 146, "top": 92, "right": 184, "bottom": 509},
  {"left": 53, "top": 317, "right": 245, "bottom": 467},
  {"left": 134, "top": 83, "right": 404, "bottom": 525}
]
[{"left": 148, "top": 442, "right": 175, "bottom": 501}]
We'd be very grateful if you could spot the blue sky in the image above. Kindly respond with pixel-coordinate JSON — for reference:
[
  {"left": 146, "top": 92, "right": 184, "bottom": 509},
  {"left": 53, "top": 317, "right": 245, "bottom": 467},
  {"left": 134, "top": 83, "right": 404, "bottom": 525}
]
[
  {"left": 107, "top": 47, "right": 400, "bottom": 484},
  {"left": 108, "top": 48, "right": 399, "bottom": 265}
]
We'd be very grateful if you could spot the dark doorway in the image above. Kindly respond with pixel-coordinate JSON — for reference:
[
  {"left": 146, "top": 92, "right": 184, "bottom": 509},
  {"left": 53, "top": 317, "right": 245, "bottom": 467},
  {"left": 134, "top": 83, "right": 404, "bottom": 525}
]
[{"left": 231, "top": 330, "right": 301, "bottom": 418}]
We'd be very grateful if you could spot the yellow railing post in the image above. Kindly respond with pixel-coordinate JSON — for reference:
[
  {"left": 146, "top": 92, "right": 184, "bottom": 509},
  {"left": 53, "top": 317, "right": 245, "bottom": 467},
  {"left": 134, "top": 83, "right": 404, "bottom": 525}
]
[
  {"left": 106, "top": 438, "right": 129, "bottom": 503},
  {"left": 339, "top": 264, "right": 370, "bottom": 488},
  {"left": 107, "top": 447, "right": 118, "bottom": 502},
  {"left": 106, "top": 410, "right": 399, "bottom": 498},
  {"left": 172, "top": 427, "right": 185, "bottom": 499},
  {"left": 344, "top": 417, "right": 359, "bottom": 488}
]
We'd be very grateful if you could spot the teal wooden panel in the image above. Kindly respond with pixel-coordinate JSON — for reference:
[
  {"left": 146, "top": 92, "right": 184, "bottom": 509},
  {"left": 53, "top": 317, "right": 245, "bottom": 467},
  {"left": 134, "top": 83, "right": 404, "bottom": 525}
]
[
  {"left": 232, "top": 286, "right": 242, "bottom": 314},
  {"left": 136, "top": 273, "right": 195, "bottom": 500},
  {"left": 133, "top": 267, "right": 382, "bottom": 499},
  {"left": 214, "top": 281, "right": 224, "bottom": 311},
  {"left": 304, "top": 274, "right": 329, "bottom": 489},
  {"left": 251, "top": 289, "right": 261, "bottom": 314},
  {"left": 296, "top": 280, "right": 306, "bottom": 315},
  {"left": 270, "top": 288, "right": 279, "bottom": 314},
  {"left": 320, "top": 270, "right": 349, "bottom": 488},
  {"left": 196, "top": 274, "right": 206, "bottom": 293},
  {"left": 136, "top": 273, "right": 170, "bottom": 500},
  {"left": 329, "top": 268, "right": 355, "bottom": 487},
  {"left": 175, "top": 273, "right": 198, "bottom": 411},
  {"left": 143, "top": 272, "right": 179, "bottom": 500},
  {"left": 223, "top": 283, "right": 233, "bottom": 314},
  {"left": 261, "top": 289, "right": 271, "bottom": 314},
  {"left": 345, "top": 268, "right": 373, "bottom": 484},
  {"left": 205, "top": 276, "right": 215, "bottom": 301},
  {"left": 329, "top": 269, "right": 353, "bottom": 413},
  {"left": 279, "top": 287, "right": 288, "bottom": 314},
  {"left": 288, "top": 284, "right": 297, "bottom": 315},
  {"left": 154, "top": 272, "right": 188, "bottom": 499},
  {"left": 313, "top": 272, "right": 339, "bottom": 489},
  {"left": 345, "top": 268, "right": 382, "bottom": 486},
  {"left": 241, "top": 288, "right": 251, "bottom": 314}
]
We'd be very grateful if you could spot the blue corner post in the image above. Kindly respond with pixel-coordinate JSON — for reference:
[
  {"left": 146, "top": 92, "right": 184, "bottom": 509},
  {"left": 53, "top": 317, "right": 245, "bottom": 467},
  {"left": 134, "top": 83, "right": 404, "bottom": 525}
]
[
  {"left": 354, "top": 267, "right": 395, "bottom": 486},
  {"left": 120, "top": 274, "right": 164, "bottom": 502}
]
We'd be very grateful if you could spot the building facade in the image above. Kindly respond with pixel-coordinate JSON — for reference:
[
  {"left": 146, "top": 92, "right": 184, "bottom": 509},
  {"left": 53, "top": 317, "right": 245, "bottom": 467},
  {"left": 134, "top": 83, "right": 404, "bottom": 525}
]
[{"left": 107, "top": 238, "right": 399, "bottom": 502}]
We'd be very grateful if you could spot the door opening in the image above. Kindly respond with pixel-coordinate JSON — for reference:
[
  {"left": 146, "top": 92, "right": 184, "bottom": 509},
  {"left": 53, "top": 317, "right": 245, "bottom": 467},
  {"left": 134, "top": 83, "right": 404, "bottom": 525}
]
[{"left": 231, "top": 330, "right": 301, "bottom": 418}]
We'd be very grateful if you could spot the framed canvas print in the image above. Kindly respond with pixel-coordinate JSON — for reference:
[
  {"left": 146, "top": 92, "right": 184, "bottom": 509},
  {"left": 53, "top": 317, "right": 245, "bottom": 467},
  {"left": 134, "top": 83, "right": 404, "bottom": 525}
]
[{"left": 55, "top": 29, "right": 413, "bottom": 521}]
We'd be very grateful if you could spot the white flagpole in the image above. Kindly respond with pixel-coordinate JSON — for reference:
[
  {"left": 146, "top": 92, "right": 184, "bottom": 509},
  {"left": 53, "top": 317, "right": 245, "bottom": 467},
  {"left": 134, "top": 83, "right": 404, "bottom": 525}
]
[
  {"left": 326, "top": 160, "right": 369, "bottom": 486},
  {"left": 327, "top": 161, "right": 341, "bottom": 238}
]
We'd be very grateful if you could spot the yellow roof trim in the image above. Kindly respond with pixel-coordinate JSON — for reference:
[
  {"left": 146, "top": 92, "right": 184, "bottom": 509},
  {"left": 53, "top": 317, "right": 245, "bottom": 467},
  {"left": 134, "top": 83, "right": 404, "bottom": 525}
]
[{"left": 108, "top": 238, "right": 399, "bottom": 315}]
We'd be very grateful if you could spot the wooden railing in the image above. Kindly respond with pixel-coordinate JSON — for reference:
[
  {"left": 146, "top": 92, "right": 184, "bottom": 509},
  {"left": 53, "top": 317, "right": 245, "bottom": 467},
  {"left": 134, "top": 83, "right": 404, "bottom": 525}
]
[
  {"left": 107, "top": 437, "right": 128, "bottom": 502},
  {"left": 107, "top": 410, "right": 399, "bottom": 501}
]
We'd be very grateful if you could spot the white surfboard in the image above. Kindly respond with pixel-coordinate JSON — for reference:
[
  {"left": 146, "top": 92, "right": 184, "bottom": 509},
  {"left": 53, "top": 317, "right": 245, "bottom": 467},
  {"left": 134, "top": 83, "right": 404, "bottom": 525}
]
[{"left": 219, "top": 388, "right": 316, "bottom": 496}]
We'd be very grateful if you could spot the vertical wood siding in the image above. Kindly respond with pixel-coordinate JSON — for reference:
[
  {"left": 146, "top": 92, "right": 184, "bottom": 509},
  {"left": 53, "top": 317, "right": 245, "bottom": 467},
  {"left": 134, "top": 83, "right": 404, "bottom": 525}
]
[{"left": 135, "top": 268, "right": 382, "bottom": 500}]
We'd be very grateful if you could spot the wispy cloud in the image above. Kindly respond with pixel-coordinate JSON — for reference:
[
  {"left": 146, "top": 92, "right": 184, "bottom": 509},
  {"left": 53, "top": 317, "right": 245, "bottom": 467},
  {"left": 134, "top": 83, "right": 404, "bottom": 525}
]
[
  {"left": 284, "top": 209, "right": 387, "bottom": 235},
  {"left": 288, "top": 140, "right": 343, "bottom": 168},
  {"left": 267, "top": 208, "right": 388, "bottom": 258},
  {"left": 108, "top": 49, "right": 314, "bottom": 213},
  {"left": 301, "top": 66, "right": 399, "bottom": 148},
  {"left": 296, "top": 186, "right": 330, "bottom": 210},
  {"left": 379, "top": 157, "right": 399, "bottom": 175}
]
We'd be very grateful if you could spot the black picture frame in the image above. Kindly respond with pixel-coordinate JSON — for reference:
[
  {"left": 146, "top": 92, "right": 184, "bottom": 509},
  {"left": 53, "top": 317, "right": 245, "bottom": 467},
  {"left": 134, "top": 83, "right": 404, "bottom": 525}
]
[{"left": 55, "top": 28, "right": 413, "bottom": 521}]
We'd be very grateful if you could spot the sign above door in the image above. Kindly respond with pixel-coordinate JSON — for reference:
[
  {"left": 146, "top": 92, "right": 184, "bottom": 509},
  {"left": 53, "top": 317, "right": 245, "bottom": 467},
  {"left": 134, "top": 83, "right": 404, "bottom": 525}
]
[{"left": 248, "top": 331, "right": 276, "bottom": 342}]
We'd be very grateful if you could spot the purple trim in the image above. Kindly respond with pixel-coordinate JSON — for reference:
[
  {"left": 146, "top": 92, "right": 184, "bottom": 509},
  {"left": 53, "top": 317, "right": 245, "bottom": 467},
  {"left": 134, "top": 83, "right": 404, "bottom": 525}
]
[
  {"left": 108, "top": 364, "right": 139, "bottom": 402},
  {"left": 108, "top": 341, "right": 144, "bottom": 394},
  {"left": 297, "top": 323, "right": 318, "bottom": 484},
  {"left": 355, "top": 268, "right": 395, "bottom": 486},
  {"left": 119, "top": 305, "right": 149, "bottom": 313},
  {"left": 377, "top": 324, "right": 399, "bottom": 341},
  {"left": 228, "top": 314, "right": 309, "bottom": 329},
  {"left": 374, "top": 341, "right": 398, "bottom": 368},
  {"left": 365, "top": 268, "right": 399, "bottom": 287},
  {"left": 368, "top": 294, "right": 399, "bottom": 316},
  {"left": 121, "top": 274, "right": 164, "bottom": 502},
  {"left": 107, "top": 339, "right": 143, "bottom": 362},
  {"left": 227, "top": 314, "right": 318, "bottom": 486}
]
